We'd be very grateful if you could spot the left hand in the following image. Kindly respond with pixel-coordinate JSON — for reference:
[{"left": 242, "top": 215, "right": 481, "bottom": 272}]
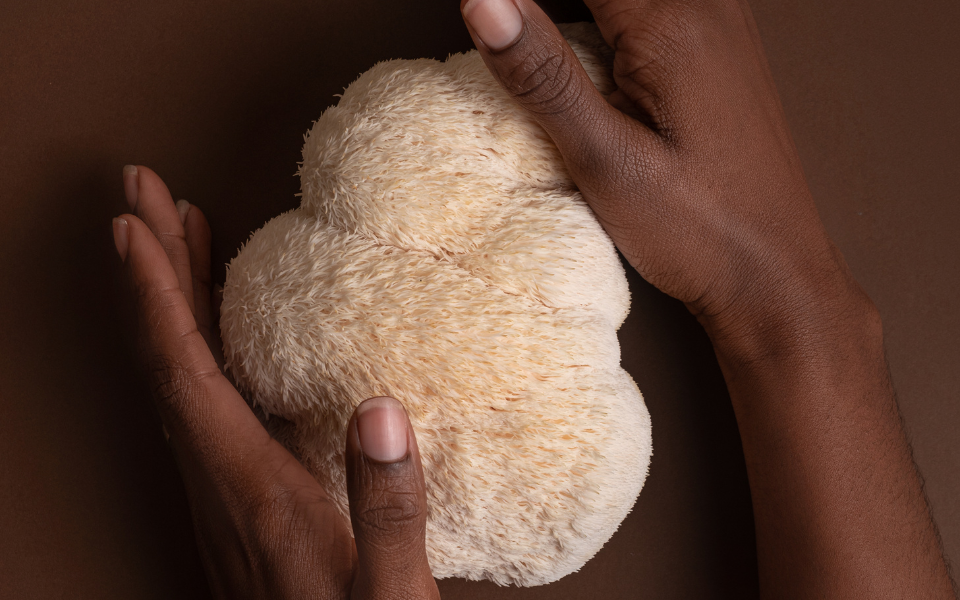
[{"left": 112, "top": 165, "right": 440, "bottom": 600}]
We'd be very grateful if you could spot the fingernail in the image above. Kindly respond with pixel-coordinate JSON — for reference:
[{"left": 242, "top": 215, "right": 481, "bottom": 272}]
[
  {"left": 122, "top": 165, "right": 139, "bottom": 210},
  {"left": 112, "top": 217, "right": 129, "bottom": 261},
  {"left": 355, "top": 397, "right": 409, "bottom": 463},
  {"left": 462, "top": 0, "right": 523, "bottom": 51},
  {"left": 176, "top": 199, "right": 190, "bottom": 225}
]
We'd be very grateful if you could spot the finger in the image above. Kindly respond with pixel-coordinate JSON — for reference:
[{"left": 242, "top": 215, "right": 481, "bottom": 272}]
[
  {"left": 117, "top": 214, "right": 361, "bottom": 599},
  {"left": 181, "top": 201, "right": 221, "bottom": 364},
  {"left": 123, "top": 164, "right": 196, "bottom": 316},
  {"left": 115, "top": 213, "right": 269, "bottom": 457},
  {"left": 346, "top": 397, "right": 439, "bottom": 600},
  {"left": 460, "top": 0, "right": 661, "bottom": 177}
]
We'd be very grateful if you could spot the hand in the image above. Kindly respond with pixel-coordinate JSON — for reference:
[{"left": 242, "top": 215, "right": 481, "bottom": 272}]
[
  {"left": 460, "top": 0, "right": 867, "bottom": 349},
  {"left": 460, "top": 1, "right": 956, "bottom": 597},
  {"left": 112, "top": 165, "right": 440, "bottom": 600}
]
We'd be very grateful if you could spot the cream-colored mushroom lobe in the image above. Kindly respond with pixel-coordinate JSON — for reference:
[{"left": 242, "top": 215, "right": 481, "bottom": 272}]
[{"left": 220, "top": 22, "right": 652, "bottom": 586}]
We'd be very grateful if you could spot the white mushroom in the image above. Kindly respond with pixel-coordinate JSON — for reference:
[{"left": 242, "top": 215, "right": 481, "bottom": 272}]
[{"left": 220, "top": 22, "right": 652, "bottom": 587}]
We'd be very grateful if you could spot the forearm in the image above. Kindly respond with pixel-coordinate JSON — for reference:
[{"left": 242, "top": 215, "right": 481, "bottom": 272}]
[
  {"left": 456, "top": 0, "right": 953, "bottom": 593},
  {"left": 702, "top": 270, "right": 955, "bottom": 598}
]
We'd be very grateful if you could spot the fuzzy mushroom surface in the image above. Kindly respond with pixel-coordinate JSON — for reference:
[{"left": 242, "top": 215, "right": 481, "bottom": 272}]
[{"left": 220, "top": 22, "right": 652, "bottom": 586}]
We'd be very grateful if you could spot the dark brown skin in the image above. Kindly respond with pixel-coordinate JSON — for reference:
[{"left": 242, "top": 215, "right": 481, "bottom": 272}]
[
  {"left": 113, "top": 166, "right": 439, "bottom": 600},
  {"left": 112, "top": 0, "right": 957, "bottom": 597},
  {"left": 460, "top": 0, "right": 957, "bottom": 597}
]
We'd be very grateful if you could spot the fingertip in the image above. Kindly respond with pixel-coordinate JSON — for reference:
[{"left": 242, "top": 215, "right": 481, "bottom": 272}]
[
  {"left": 462, "top": 0, "right": 523, "bottom": 51},
  {"left": 131, "top": 166, "right": 178, "bottom": 216},
  {"left": 175, "top": 199, "right": 191, "bottom": 225},
  {"left": 183, "top": 200, "right": 211, "bottom": 239},
  {"left": 117, "top": 214, "right": 144, "bottom": 269},
  {"left": 353, "top": 397, "right": 410, "bottom": 464},
  {"left": 112, "top": 217, "right": 129, "bottom": 261},
  {"left": 119, "top": 214, "right": 172, "bottom": 282}
]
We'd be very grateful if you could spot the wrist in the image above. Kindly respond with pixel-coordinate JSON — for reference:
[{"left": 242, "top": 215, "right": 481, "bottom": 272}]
[{"left": 693, "top": 251, "right": 885, "bottom": 379}]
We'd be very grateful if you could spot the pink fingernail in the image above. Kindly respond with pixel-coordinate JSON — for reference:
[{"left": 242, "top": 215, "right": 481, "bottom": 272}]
[
  {"left": 112, "top": 217, "right": 129, "bottom": 261},
  {"left": 176, "top": 199, "right": 191, "bottom": 225},
  {"left": 123, "top": 165, "right": 139, "bottom": 210},
  {"left": 463, "top": 0, "right": 523, "bottom": 51},
  {"left": 356, "top": 397, "right": 409, "bottom": 463}
]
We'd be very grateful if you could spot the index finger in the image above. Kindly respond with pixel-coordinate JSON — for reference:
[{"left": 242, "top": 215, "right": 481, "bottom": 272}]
[{"left": 118, "top": 213, "right": 270, "bottom": 458}]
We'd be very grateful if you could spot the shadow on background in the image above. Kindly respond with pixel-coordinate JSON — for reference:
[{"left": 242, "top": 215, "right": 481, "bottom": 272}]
[{"left": 0, "top": 151, "right": 209, "bottom": 598}]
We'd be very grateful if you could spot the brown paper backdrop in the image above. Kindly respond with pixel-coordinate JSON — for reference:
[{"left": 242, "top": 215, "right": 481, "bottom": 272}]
[{"left": 0, "top": 1, "right": 957, "bottom": 598}]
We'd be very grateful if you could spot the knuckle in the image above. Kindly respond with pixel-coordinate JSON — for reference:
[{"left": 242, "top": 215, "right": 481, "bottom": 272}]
[
  {"left": 147, "top": 349, "right": 197, "bottom": 413},
  {"left": 250, "top": 485, "right": 301, "bottom": 539},
  {"left": 156, "top": 231, "right": 188, "bottom": 257},
  {"left": 615, "top": 14, "right": 701, "bottom": 82},
  {"left": 156, "top": 229, "right": 187, "bottom": 247},
  {"left": 135, "top": 283, "right": 185, "bottom": 335},
  {"left": 353, "top": 474, "right": 424, "bottom": 538},
  {"left": 608, "top": 7, "right": 715, "bottom": 140},
  {"left": 504, "top": 44, "right": 587, "bottom": 117}
]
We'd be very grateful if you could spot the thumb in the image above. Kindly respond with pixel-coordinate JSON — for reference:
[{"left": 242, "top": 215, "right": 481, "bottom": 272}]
[
  {"left": 460, "top": 0, "right": 664, "bottom": 217},
  {"left": 460, "top": 0, "right": 648, "bottom": 172},
  {"left": 346, "top": 397, "right": 439, "bottom": 600}
]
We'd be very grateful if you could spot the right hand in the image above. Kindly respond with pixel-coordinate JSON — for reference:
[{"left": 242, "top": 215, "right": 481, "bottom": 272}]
[
  {"left": 458, "top": 4, "right": 958, "bottom": 599},
  {"left": 460, "top": 0, "right": 871, "bottom": 350}
]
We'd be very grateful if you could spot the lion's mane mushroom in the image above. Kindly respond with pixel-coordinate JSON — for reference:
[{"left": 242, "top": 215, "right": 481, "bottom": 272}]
[{"left": 220, "top": 22, "right": 652, "bottom": 587}]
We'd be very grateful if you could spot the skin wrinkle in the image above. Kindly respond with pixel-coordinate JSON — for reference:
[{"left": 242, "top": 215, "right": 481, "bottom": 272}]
[
  {"left": 155, "top": 228, "right": 189, "bottom": 246},
  {"left": 255, "top": 458, "right": 317, "bottom": 509},
  {"left": 148, "top": 337, "right": 221, "bottom": 395},
  {"left": 351, "top": 468, "right": 424, "bottom": 537},
  {"left": 511, "top": 51, "right": 583, "bottom": 117},
  {"left": 354, "top": 474, "right": 420, "bottom": 519},
  {"left": 147, "top": 352, "right": 214, "bottom": 415},
  {"left": 135, "top": 281, "right": 184, "bottom": 311},
  {"left": 609, "top": 14, "right": 699, "bottom": 116}
]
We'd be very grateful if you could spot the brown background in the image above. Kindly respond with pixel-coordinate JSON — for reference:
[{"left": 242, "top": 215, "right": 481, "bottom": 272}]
[{"left": 1, "top": 0, "right": 957, "bottom": 598}]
